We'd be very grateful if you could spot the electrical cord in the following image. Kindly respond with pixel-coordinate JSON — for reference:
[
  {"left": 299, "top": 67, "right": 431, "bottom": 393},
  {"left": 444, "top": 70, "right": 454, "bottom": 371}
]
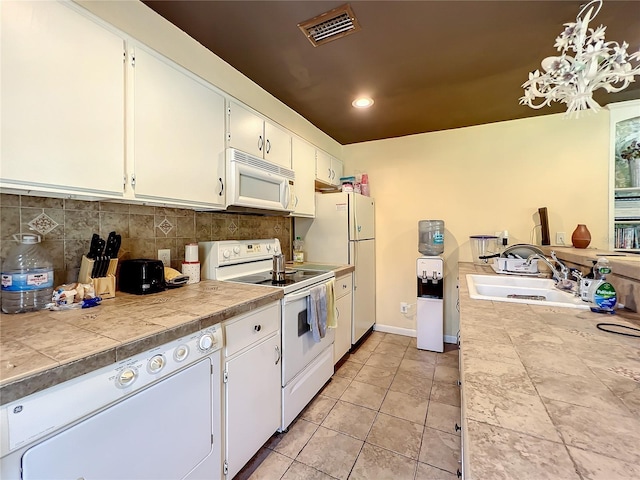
[{"left": 596, "top": 323, "right": 640, "bottom": 338}]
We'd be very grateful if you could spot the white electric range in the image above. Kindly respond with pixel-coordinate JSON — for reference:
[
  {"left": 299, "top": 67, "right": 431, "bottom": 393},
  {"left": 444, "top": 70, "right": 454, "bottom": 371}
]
[{"left": 199, "top": 239, "right": 335, "bottom": 431}]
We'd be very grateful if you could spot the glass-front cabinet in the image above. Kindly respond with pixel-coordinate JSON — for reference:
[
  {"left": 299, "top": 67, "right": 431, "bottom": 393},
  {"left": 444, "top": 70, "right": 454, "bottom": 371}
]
[{"left": 609, "top": 100, "right": 640, "bottom": 253}]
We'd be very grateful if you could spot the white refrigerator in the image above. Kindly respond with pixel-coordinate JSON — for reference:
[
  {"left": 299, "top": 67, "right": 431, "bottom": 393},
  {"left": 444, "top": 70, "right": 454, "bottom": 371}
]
[{"left": 303, "top": 192, "right": 375, "bottom": 345}]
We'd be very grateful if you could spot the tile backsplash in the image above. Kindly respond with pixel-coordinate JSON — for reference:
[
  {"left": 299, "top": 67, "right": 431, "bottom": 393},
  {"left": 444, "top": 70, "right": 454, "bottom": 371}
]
[{"left": 0, "top": 194, "right": 292, "bottom": 284}]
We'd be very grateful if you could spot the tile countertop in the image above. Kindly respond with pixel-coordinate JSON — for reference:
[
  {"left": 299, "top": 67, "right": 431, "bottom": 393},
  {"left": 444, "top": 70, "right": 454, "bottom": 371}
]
[
  {"left": 0, "top": 280, "right": 283, "bottom": 405},
  {"left": 458, "top": 262, "right": 640, "bottom": 479},
  {"left": 541, "top": 246, "right": 640, "bottom": 281}
]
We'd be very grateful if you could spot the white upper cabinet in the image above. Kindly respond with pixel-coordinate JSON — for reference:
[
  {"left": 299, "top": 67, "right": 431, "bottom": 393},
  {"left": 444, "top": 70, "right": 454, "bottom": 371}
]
[
  {"left": 227, "top": 101, "right": 292, "bottom": 169},
  {"left": 128, "top": 45, "right": 226, "bottom": 209},
  {"left": 315, "top": 150, "right": 343, "bottom": 186},
  {"left": 1, "top": 0, "right": 125, "bottom": 198},
  {"left": 291, "top": 137, "right": 316, "bottom": 217}
]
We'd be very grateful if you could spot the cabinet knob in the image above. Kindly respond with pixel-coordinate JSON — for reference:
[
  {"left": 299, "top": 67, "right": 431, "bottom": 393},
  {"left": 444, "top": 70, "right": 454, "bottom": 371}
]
[
  {"left": 254, "top": 324, "right": 262, "bottom": 332},
  {"left": 457, "top": 469, "right": 462, "bottom": 478},
  {"left": 455, "top": 423, "right": 461, "bottom": 432}
]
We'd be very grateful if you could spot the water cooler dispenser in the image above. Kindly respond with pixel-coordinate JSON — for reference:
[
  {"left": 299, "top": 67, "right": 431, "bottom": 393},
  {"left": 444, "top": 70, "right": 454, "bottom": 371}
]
[{"left": 416, "top": 220, "right": 444, "bottom": 352}]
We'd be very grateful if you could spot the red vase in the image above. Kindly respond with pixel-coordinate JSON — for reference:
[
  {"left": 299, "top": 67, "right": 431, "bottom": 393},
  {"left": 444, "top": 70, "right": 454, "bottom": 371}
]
[{"left": 571, "top": 224, "right": 591, "bottom": 249}]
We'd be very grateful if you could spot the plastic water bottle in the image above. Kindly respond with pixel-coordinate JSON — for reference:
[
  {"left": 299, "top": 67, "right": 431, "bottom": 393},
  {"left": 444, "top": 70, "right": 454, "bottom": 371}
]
[
  {"left": 293, "top": 237, "right": 305, "bottom": 264},
  {"left": 1, "top": 234, "right": 54, "bottom": 314}
]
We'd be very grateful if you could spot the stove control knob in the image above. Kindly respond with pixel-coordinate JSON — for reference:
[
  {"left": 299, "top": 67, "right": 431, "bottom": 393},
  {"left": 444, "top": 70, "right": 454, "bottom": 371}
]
[
  {"left": 116, "top": 367, "right": 138, "bottom": 388},
  {"left": 274, "top": 244, "right": 280, "bottom": 254},
  {"left": 174, "top": 345, "right": 189, "bottom": 362},
  {"left": 233, "top": 246, "right": 240, "bottom": 255},
  {"left": 198, "top": 332, "right": 217, "bottom": 352},
  {"left": 223, "top": 249, "right": 231, "bottom": 259},
  {"left": 266, "top": 244, "right": 271, "bottom": 251},
  {"left": 148, "top": 354, "right": 166, "bottom": 374}
]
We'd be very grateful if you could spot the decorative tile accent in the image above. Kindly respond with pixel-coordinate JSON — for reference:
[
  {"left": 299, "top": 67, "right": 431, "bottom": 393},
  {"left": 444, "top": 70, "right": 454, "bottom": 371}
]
[
  {"left": 228, "top": 220, "right": 238, "bottom": 234},
  {"left": 157, "top": 218, "right": 174, "bottom": 235},
  {"left": 27, "top": 211, "right": 59, "bottom": 235},
  {"left": 274, "top": 223, "right": 281, "bottom": 234}
]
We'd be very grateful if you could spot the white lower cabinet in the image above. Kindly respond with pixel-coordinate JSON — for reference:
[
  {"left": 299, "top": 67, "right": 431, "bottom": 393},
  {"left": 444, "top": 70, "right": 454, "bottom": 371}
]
[
  {"left": 224, "top": 303, "right": 282, "bottom": 479},
  {"left": 334, "top": 273, "right": 353, "bottom": 364}
]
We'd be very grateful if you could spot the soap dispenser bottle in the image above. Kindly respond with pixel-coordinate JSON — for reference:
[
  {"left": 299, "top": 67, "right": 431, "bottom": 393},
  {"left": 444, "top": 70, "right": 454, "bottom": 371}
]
[{"left": 587, "top": 258, "right": 617, "bottom": 313}]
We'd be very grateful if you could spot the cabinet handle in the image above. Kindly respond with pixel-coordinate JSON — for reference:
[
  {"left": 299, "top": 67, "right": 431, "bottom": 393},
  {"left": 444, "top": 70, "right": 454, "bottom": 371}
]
[
  {"left": 275, "top": 345, "right": 281, "bottom": 365},
  {"left": 328, "top": 168, "right": 332, "bottom": 179},
  {"left": 265, "top": 139, "right": 271, "bottom": 154},
  {"left": 130, "top": 174, "right": 136, "bottom": 188},
  {"left": 455, "top": 423, "right": 461, "bottom": 432},
  {"left": 254, "top": 324, "right": 262, "bottom": 332},
  {"left": 219, "top": 177, "right": 224, "bottom": 196},
  {"left": 258, "top": 135, "right": 264, "bottom": 151},
  {"left": 457, "top": 469, "right": 462, "bottom": 478}
]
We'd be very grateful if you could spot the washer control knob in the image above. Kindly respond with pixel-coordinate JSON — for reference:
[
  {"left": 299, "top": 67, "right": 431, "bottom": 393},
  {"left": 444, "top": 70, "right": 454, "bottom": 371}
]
[
  {"left": 148, "top": 354, "right": 166, "bottom": 374},
  {"left": 198, "top": 333, "right": 216, "bottom": 352},
  {"left": 174, "top": 345, "right": 189, "bottom": 362},
  {"left": 117, "top": 367, "right": 137, "bottom": 388}
]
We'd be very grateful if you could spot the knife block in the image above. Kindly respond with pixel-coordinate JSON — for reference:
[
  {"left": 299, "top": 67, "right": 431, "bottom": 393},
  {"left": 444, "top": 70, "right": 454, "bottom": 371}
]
[{"left": 78, "top": 255, "right": 117, "bottom": 299}]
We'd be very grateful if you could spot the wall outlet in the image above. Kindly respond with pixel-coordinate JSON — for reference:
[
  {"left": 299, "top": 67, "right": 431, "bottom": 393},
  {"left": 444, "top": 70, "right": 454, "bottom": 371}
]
[
  {"left": 556, "top": 232, "right": 566, "bottom": 245},
  {"left": 158, "top": 249, "right": 171, "bottom": 266},
  {"left": 400, "top": 302, "right": 409, "bottom": 314}
]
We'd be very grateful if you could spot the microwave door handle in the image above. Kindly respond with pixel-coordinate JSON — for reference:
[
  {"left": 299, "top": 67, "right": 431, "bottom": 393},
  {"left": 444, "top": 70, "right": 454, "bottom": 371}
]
[
  {"left": 283, "top": 181, "right": 291, "bottom": 208},
  {"left": 283, "top": 289, "right": 311, "bottom": 305}
]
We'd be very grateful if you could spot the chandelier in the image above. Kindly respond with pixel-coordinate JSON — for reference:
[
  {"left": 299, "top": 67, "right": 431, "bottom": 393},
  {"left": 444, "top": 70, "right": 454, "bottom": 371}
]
[{"left": 520, "top": 0, "right": 640, "bottom": 114}]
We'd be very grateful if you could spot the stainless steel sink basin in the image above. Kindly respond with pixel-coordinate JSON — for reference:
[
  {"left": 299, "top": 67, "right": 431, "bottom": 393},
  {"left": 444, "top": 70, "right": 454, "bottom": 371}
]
[{"left": 466, "top": 274, "right": 590, "bottom": 309}]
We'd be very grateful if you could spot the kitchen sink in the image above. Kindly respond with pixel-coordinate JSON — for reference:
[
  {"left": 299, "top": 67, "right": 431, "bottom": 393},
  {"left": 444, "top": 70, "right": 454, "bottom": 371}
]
[{"left": 466, "top": 274, "right": 590, "bottom": 309}]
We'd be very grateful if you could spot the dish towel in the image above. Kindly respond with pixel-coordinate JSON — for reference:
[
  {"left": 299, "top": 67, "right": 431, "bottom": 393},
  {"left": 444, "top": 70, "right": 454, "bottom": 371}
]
[
  {"left": 326, "top": 279, "right": 337, "bottom": 329},
  {"left": 307, "top": 283, "right": 327, "bottom": 342}
]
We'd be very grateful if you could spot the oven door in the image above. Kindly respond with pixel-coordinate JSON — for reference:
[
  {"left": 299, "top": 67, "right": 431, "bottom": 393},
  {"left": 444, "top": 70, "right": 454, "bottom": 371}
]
[
  {"left": 226, "top": 149, "right": 294, "bottom": 212},
  {"left": 281, "top": 287, "right": 335, "bottom": 386}
]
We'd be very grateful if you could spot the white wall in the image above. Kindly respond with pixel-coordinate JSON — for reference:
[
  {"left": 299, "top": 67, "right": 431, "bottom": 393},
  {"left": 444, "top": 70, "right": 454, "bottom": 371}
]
[{"left": 343, "top": 111, "right": 610, "bottom": 339}]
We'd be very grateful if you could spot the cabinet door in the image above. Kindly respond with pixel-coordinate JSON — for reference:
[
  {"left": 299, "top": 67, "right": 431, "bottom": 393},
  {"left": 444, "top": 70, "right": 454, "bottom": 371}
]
[
  {"left": 227, "top": 101, "right": 265, "bottom": 159},
  {"left": 331, "top": 158, "right": 344, "bottom": 185},
  {"left": 334, "top": 290, "right": 353, "bottom": 364},
  {"left": 291, "top": 138, "right": 316, "bottom": 217},
  {"left": 264, "top": 121, "right": 292, "bottom": 168},
  {"left": 316, "top": 150, "right": 333, "bottom": 184},
  {"left": 1, "top": 0, "right": 125, "bottom": 197},
  {"left": 225, "top": 333, "right": 281, "bottom": 479},
  {"left": 131, "top": 45, "right": 226, "bottom": 208}
]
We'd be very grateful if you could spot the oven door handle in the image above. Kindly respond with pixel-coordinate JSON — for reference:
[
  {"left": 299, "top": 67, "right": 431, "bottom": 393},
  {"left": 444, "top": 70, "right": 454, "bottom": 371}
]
[{"left": 283, "top": 289, "right": 311, "bottom": 305}]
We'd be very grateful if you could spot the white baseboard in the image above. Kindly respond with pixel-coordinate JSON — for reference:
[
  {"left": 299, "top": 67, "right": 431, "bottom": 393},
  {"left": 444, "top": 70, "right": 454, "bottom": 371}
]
[{"left": 373, "top": 324, "right": 458, "bottom": 344}]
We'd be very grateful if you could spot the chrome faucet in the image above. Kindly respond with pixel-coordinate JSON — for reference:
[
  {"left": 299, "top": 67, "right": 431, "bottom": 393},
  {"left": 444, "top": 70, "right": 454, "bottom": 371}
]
[{"left": 525, "top": 251, "right": 570, "bottom": 284}]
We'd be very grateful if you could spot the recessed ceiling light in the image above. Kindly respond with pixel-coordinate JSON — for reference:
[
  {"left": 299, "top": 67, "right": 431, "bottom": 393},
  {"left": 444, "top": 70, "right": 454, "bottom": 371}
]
[{"left": 352, "top": 97, "right": 374, "bottom": 108}]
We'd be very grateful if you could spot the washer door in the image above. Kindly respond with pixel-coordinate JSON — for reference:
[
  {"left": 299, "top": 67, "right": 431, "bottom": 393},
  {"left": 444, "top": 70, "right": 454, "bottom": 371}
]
[{"left": 22, "top": 358, "right": 213, "bottom": 480}]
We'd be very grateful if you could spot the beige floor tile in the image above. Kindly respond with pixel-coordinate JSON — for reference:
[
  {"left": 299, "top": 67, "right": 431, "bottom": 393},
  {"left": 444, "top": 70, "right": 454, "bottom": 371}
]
[
  {"left": 281, "top": 461, "right": 335, "bottom": 480},
  {"left": 366, "top": 412, "right": 423, "bottom": 460},
  {"left": 435, "top": 352, "right": 459, "bottom": 367},
  {"left": 300, "top": 394, "right": 338, "bottom": 424},
  {"left": 335, "top": 360, "right": 363, "bottom": 380},
  {"left": 433, "top": 365, "right": 459, "bottom": 385},
  {"left": 349, "top": 347, "right": 371, "bottom": 364},
  {"left": 357, "top": 336, "right": 381, "bottom": 353},
  {"left": 321, "top": 400, "right": 377, "bottom": 440},
  {"left": 568, "top": 446, "right": 640, "bottom": 480},
  {"left": 415, "top": 462, "right": 457, "bottom": 479},
  {"left": 404, "top": 348, "right": 438, "bottom": 364},
  {"left": 373, "top": 341, "right": 408, "bottom": 358},
  {"left": 389, "top": 371, "right": 432, "bottom": 399},
  {"left": 381, "top": 333, "right": 412, "bottom": 346},
  {"left": 368, "top": 331, "right": 387, "bottom": 342},
  {"left": 398, "top": 358, "right": 435, "bottom": 379},
  {"left": 365, "top": 352, "right": 402, "bottom": 369},
  {"left": 238, "top": 448, "right": 293, "bottom": 480},
  {"left": 349, "top": 443, "right": 417, "bottom": 480},
  {"left": 296, "top": 426, "right": 364, "bottom": 480},
  {"left": 429, "top": 383, "right": 460, "bottom": 407},
  {"left": 425, "top": 401, "right": 461, "bottom": 436},
  {"left": 267, "top": 419, "right": 318, "bottom": 459},
  {"left": 419, "top": 427, "right": 461, "bottom": 474},
  {"left": 321, "top": 376, "right": 352, "bottom": 399},
  {"left": 380, "top": 390, "right": 429, "bottom": 425},
  {"left": 340, "top": 380, "right": 388, "bottom": 410},
  {"left": 354, "top": 364, "right": 396, "bottom": 389}
]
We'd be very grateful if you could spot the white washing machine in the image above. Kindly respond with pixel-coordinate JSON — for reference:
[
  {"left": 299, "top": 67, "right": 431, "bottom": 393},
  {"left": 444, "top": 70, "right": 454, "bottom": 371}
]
[{"left": 0, "top": 326, "right": 223, "bottom": 480}]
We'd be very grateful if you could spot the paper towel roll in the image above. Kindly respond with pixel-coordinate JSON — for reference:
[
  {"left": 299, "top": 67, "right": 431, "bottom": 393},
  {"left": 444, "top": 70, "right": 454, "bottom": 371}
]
[
  {"left": 185, "top": 244, "right": 199, "bottom": 263},
  {"left": 182, "top": 262, "right": 200, "bottom": 284}
]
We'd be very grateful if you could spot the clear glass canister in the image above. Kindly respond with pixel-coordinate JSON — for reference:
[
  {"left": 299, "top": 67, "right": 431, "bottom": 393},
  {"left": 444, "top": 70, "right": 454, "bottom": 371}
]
[{"left": 418, "top": 220, "right": 444, "bottom": 255}]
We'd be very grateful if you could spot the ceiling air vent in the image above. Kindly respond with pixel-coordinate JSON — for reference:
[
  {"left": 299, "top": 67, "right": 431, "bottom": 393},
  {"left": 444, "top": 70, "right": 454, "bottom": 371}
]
[{"left": 298, "top": 4, "right": 361, "bottom": 47}]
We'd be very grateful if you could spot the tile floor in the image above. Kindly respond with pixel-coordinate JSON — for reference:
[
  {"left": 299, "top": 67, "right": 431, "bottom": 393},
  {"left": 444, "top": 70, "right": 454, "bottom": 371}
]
[{"left": 235, "top": 332, "right": 461, "bottom": 480}]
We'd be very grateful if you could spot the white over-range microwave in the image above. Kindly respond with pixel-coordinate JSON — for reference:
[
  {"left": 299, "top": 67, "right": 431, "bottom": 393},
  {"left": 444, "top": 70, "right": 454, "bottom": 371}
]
[{"left": 225, "top": 148, "right": 295, "bottom": 213}]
